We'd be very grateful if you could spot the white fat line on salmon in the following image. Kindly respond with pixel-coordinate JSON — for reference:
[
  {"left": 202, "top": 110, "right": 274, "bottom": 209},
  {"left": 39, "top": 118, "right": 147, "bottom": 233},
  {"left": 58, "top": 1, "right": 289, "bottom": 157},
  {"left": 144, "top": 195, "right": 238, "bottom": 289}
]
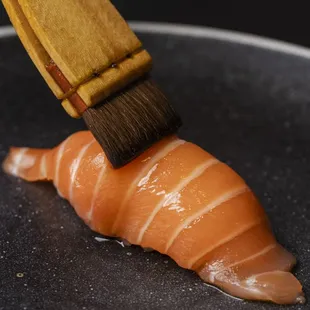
[
  {"left": 40, "top": 154, "right": 47, "bottom": 179},
  {"left": 165, "top": 186, "right": 249, "bottom": 254},
  {"left": 207, "top": 243, "right": 276, "bottom": 283},
  {"left": 136, "top": 158, "right": 220, "bottom": 244},
  {"left": 54, "top": 137, "right": 72, "bottom": 197},
  {"left": 9, "top": 148, "right": 29, "bottom": 176},
  {"left": 111, "top": 138, "right": 186, "bottom": 233},
  {"left": 187, "top": 218, "right": 263, "bottom": 269},
  {"left": 69, "top": 139, "right": 95, "bottom": 202},
  {"left": 245, "top": 270, "right": 291, "bottom": 283},
  {"left": 86, "top": 157, "right": 107, "bottom": 223}
]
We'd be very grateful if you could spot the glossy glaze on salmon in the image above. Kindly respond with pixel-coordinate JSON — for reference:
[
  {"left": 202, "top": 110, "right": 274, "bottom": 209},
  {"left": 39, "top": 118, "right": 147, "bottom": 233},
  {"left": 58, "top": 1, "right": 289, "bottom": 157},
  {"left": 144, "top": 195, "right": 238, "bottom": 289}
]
[{"left": 2, "top": 131, "right": 305, "bottom": 304}]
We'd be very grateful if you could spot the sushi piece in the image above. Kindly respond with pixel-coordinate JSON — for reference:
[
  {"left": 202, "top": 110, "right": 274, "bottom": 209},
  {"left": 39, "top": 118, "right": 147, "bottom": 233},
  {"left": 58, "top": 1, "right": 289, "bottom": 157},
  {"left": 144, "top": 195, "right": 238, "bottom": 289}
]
[{"left": 2, "top": 131, "right": 305, "bottom": 304}]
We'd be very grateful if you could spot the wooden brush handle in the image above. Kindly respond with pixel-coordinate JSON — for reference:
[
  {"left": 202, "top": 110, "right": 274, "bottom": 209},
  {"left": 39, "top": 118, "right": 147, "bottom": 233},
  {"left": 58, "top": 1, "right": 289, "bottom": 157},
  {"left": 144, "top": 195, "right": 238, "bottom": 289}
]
[{"left": 3, "top": 0, "right": 152, "bottom": 117}]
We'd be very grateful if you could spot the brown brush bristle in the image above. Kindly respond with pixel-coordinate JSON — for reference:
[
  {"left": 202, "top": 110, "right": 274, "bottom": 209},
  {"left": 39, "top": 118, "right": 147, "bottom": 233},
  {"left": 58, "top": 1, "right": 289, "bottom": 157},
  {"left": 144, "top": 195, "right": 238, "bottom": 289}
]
[{"left": 83, "top": 76, "right": 182, "bottom": 168}]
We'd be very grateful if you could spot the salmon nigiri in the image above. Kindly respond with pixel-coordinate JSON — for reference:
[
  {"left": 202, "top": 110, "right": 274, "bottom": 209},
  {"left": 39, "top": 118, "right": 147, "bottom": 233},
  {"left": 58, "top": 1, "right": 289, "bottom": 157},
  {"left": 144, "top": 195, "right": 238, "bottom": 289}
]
[{"left": 2, "top": 131, "right": 304, "bottom": 304}]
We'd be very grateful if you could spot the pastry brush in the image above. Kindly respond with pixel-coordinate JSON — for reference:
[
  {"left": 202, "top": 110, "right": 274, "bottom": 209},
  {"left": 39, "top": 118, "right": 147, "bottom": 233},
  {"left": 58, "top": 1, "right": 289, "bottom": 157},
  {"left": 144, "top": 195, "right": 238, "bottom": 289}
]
[{"left": 2, "top": 0, "right": 182, "bottom": 168}]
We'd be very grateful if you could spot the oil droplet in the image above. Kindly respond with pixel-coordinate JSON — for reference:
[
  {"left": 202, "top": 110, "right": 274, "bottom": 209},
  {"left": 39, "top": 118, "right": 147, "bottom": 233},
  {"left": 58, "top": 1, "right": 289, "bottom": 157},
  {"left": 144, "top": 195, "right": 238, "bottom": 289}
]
[{"left": 16, "top": 273, "right": 24, "bottom": 278}]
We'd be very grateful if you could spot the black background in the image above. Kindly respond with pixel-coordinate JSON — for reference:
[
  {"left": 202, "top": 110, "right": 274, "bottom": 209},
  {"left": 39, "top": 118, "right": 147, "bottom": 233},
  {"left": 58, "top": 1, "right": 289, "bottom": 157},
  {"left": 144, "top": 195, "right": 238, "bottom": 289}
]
[{"left": 1, "top": 1, "right": 310, "bottom": 48}]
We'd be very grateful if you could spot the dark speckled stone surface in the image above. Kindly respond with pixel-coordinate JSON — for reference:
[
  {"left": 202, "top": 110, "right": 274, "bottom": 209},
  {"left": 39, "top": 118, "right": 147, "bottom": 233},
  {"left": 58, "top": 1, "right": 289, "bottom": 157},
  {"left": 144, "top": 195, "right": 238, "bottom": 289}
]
[{"left": 0, "top": 26, "right": 310, "bottom": 310}]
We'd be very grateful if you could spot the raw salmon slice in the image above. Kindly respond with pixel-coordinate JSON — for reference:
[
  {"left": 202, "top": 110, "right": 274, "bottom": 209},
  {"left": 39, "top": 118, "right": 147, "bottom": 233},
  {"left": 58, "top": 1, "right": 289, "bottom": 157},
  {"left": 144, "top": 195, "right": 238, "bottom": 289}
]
[{"left": 2, "top": 131, "right": 305, "bottom": 304}]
